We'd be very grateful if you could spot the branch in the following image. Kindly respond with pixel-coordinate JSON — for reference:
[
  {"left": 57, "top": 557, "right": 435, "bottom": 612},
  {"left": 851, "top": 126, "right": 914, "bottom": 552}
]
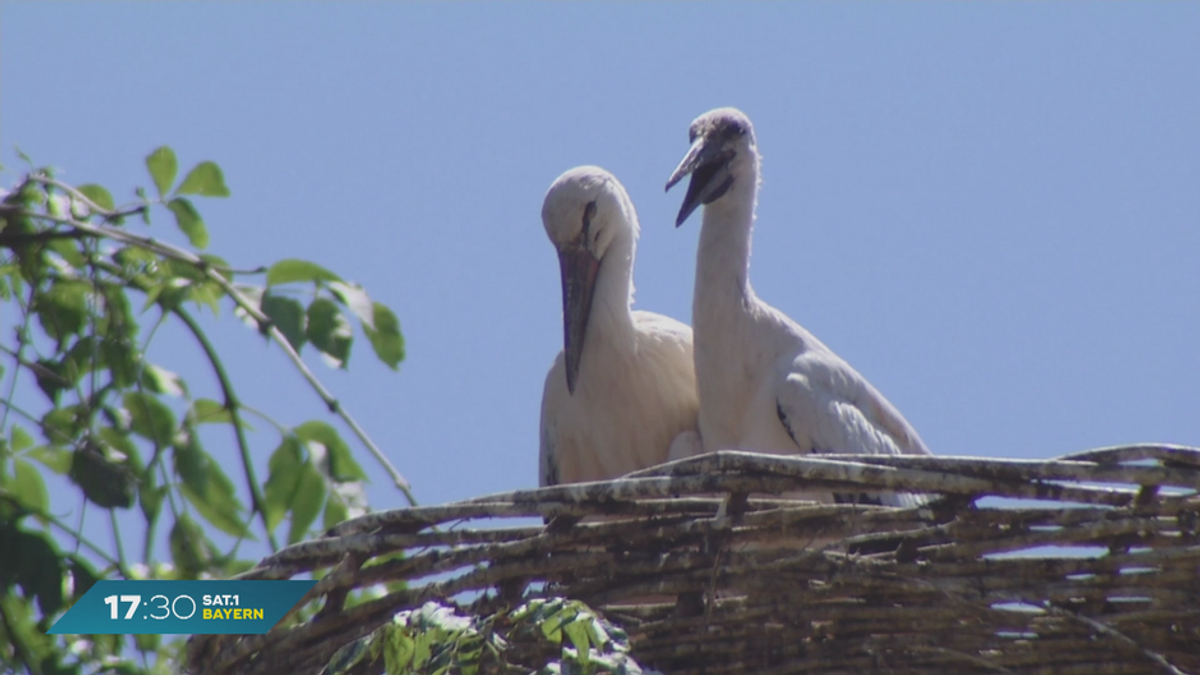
[
  {"left": 0, "top": 228, "right": 92, "bottom": 245},
  {"left": 34, "top": 175, "right": 147, "bottom": 224},
  {"left": 12, "top": 188, "right": 417, "bottom": 506}
]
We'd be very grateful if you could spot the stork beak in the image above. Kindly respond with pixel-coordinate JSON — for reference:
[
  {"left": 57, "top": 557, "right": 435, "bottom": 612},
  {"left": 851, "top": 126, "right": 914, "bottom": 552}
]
[
  {"left": 665, "top": 136, "right": 736, "bottom": 227},
  {"left": 558, "top": 244, "right": 601, "bottom": 395}
]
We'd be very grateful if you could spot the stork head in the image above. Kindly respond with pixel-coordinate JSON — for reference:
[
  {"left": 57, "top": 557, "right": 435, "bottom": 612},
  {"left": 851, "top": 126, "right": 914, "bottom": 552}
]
[
  {"left": 664, "top": 107, "right": 757, "bottom": 227},
  {"left": 542, "top": 166, "right": 636, "bottom": 394}
]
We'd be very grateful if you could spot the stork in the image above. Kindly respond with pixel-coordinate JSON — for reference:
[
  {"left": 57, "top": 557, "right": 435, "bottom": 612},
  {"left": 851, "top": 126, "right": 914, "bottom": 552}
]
[
  {"left": 665, "top": 108, "right": 930, "bottom": 507},
  {"left": 539, "top": 166, "right": 701, "bottom": 487}
]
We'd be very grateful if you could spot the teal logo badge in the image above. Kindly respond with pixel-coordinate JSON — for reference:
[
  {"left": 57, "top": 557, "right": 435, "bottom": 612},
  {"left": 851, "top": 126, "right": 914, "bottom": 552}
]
[{"left": 48, "top": 580, "right": 316, "bottom": 635}]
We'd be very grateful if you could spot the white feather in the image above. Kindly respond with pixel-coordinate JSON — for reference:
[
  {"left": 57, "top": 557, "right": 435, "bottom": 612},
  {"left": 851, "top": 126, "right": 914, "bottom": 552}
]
[
  {"left": 668, "top": 109, "right": 930, "bottom": 507},
  {"left": 539, "top": 167, "right": 700, "bottom": 486}
]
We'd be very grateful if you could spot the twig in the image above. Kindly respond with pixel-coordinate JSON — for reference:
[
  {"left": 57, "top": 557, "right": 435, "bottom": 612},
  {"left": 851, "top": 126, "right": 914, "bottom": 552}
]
[{"left": 1037, "top": 600, "right": 1188, "bottom": 675}]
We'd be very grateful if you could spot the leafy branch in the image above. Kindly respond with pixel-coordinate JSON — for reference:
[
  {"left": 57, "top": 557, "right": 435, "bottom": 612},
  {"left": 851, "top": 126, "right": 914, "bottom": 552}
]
[
  {"left": 0, "top": 146, "right": 413, "bottom": 675},
  {"left": 14, "top": 170, "right": 414, "bottom": 505}
]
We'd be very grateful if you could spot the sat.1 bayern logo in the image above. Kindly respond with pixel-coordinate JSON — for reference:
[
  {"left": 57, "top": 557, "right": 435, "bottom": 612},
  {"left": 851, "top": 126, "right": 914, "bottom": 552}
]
[{"left": 49, "top": 580, "right": 316, "bottom": 635}]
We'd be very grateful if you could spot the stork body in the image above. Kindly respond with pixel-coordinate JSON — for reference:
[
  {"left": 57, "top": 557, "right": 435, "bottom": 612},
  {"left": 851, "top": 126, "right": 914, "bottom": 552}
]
[
  {"left": 539, "top": 166, "right": 700, "bottom": 487},
  {"left": 666, "top": 109, "right": 930, "bottom": 506}
]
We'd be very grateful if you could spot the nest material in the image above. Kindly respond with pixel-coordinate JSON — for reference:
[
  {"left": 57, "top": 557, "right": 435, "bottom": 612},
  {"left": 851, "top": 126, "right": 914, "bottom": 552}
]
[{"left": 187, "top": 445, "right": 1200, "bottom": 675}]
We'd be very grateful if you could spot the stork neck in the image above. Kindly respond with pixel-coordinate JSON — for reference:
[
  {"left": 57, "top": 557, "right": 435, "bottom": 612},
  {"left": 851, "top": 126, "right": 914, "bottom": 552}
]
[
  {"left": 589, "top": 227, "right": 637, "bottom": 342},
  {"left": 694, "top": 168, "right": 757, "bottom": 322}
]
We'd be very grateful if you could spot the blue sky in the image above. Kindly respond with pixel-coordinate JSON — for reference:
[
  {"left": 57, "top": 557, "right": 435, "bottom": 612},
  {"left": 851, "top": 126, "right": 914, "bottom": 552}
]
[{"left": 3, "top": 3, "right": 1198, "bottom": 551}]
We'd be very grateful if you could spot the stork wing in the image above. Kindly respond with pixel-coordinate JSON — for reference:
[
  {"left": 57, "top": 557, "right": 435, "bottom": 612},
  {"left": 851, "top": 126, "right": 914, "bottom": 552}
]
[{"left": 774, "top": 351, "right": 929, "bottom": 507}]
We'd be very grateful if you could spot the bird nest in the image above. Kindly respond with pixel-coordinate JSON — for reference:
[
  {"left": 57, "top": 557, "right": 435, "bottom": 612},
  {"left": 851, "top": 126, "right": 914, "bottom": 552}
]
[{"left": 186, "top": 445, "right": 1200, "bottom": 675}]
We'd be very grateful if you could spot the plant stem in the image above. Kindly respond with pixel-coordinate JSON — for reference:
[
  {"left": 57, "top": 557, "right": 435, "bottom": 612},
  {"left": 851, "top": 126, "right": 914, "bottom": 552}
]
[
  {"left": 0, "top": 285, "right": 36, "bottom": 433},
  {"left": 172, "top": 307, "right": 279, "bottom": 552},
  {"left": 110, "top": 510, "right": 129, "bottom": 576}
]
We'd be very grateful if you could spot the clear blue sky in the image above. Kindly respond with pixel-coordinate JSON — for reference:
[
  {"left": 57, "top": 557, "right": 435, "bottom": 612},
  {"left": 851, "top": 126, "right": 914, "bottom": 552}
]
[{"left": 3, "top": 4, "right": 1198, "bottom": 548}]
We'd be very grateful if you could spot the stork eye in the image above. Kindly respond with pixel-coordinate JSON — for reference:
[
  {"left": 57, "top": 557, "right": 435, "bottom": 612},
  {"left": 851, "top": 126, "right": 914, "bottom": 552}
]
[
  {"left": 581, "top": 200, "right": 597, "bottom": 243},
  {"left": 722, "top": 121, "right": 747, "bottom": 140}
]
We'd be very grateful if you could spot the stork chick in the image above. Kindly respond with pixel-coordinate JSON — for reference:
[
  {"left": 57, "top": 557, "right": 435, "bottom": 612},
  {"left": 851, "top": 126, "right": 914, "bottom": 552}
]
[
  {"left": 540, "top": 166, "right": 701, "bottom": 487},
  {"left": 666, "top": 109, "right": 930, "bottom": 507}
]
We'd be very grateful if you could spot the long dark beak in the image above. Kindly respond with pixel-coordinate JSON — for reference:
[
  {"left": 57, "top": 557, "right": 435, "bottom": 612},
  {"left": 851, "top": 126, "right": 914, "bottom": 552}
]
[
  {"left": 558, "top": 245, "right": 601, "bottom": 395},
  {"left": 665, "top": 136, "right": 735, "bottom": 227}
]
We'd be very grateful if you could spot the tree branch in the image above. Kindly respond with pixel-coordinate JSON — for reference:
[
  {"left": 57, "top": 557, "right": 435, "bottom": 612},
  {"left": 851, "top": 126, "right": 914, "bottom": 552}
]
[{"left": 11, "top": 192, "right": 417, "bottom": 506}]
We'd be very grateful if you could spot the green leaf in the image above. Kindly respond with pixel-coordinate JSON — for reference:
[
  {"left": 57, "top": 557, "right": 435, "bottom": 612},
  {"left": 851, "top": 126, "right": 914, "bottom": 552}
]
[
  {"left": 98, "top": 283, "right": 137, "bottom": 337},
  {"left": 327, "top": 636, "right": 373, "bottom": 675},
  {"left": 41, "top": 407, "right": 85, "bottom": 447},
  {"left": 145, "top": 146, "right": 178, "bottom": 197},
  {"left": 190, "top": 398, "right": 235, "bottom": 426},
  {"left": 187, "top": 279, "right": 223, "bottom": 314},
  {"left": 540, "top": 604, "right": 573, "bottom": 642},
  {"left": 306, "top": 298, "right": 352, "bottom": 368},
  {"left": 169, "top": 514, "right": 212, "bottom": 578},
  {"left": 26, "top": 446, "right": 70, "bottom": 475},
  {"left": 263, "top": 437, "right": 305, "bottom": 532},
  {"left": 10, "top": 426, "right": 35, "bottom": 454},
  {"left": 32, "top": 357, "right": 71, "bottom": 405},
  {"left": 141, "top": 363, "right": 187, "bottom": 397},
  {"left": 77, "top": 183, "right": 115, "bottom": 212},
  {"left": 140, "top": 481, "right": 167, "bottom": 525},
  {"left": 364, "top": 302, "right": 405, "bottom": 370},
  {"left": 162, "top": 257, "right": 208, "bottom": 282},
  {"left": 34, "top": 279, "right": 89, "bottom": 342},
  {"left": 123, "top": 392, "right": 177, "bottom": 444},
  {"left": 101, "top": 337, "right": 140, "bottom": 389},
  {"left": 94, "top": 427, "right": 138, "bottom": 469},
  {"left": 383, "top": 624, "right": 416, "bottom": 674},
  {"left": 266, "top": 259, "right": 342, "bottom": 287},
  {"left": 134, "top": 632, "right": 161, "bottom": 653},
  {"left": 294, "top": 421, "right": 366, "bottom": 482},
  {"left": 69, "top": 443, "right": 136, "bottom": 509},
  {"left": 46, "top": 237, "right": 87, "bottom": 269},
  {"left": 584, "top": 612, "right": 611, "bottom": 650},
  {"left": 323, "top": 492, "right": 349, "bottom": 530},
  {"left": 179, "top": 472, "right": 250, "bottom": 539},
  {"left": 288, "top": 463, "right": 326, "bottom": 544},
  {"left": 114, "top": 245, "right": 160, "bottom": 278},
  {"left": 328, "top": 281, "right": 374, "bottom": 328},
  {"left": 172, "top": 434, "right": 207, "bottom": 489},
  {"left": 0, "top": 527, "right": 64, "bottom": 616},
  {"left": 168, "top": 197, "right": 209, "bottom": 249},
  {"left": 411, "top": 630, "right": 432, "bottom": 670},
  {"left": 12, "top": 459, "right": 49, "bottom": 513},
  {"left": 261, "top": 293, "right": 307, "bottom": 352},
  {"left": 563, "top": 616, "right": 593, "bottom": 665},
  {"left": 175, "top": 161, "right": 230, "bottom": 197}
]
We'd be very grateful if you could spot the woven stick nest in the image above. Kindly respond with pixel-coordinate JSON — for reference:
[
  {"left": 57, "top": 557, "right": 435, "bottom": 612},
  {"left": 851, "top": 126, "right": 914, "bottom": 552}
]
[{"left": 186, "top": 445, "right": 1200, "bottom": 675}]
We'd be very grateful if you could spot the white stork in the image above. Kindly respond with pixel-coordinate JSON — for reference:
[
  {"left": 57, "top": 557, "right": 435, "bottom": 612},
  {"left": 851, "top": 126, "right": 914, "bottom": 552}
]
[
  {"left": 539, "top": 166, "right": 701, "bottom": 487},
  {"left": 665, "top": 108, "right": 930, "bottom": 507}
]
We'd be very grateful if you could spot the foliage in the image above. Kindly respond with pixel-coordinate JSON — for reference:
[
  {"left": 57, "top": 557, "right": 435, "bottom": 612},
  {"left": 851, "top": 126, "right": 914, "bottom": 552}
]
[
  {"left": 0, "top": 147, "right": 409, "bottom": 674},
  {"left": 323, "top": 599, "right": 653, "bottom": 675}
]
